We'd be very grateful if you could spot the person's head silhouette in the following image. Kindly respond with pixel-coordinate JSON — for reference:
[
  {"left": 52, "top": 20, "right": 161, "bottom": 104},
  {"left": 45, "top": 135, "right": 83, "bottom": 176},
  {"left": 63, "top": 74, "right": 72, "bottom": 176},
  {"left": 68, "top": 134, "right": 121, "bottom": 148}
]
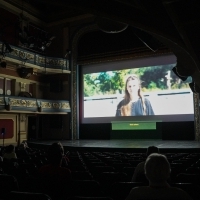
[
  {"left": 145, "top": 153, "right": 171, "bottom": 184},
  {"left": 146, "top": 146, "right": 159, "bottom": 157}
]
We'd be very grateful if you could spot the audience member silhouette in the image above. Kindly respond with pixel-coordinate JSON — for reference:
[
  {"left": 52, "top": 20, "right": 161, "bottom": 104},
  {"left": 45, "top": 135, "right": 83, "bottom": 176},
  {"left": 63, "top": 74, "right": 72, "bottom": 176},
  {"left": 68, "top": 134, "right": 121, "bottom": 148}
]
[
  {"left": 56, "top": 141, "right": 70, "bottom": 167},
  {"left": 38, "top": 142, "right": 72, "bottom": 200},
  {"left": 132, "top": 146, "right": 159, "bottom": 182},
  {"left": 21, "top": 141, "right": 34, "bottom": 153},
  {"left": 3, "top": 145, "right": 17, "bottom": 160},
  {"left": 126, "top": 153, "right": 192, "bottom": 200},
  {"left": 39, "top": 142, "right": 71, "bottom": 181},
  {"left": 16, "top": 143, "right": 30, "bottom": 157}
]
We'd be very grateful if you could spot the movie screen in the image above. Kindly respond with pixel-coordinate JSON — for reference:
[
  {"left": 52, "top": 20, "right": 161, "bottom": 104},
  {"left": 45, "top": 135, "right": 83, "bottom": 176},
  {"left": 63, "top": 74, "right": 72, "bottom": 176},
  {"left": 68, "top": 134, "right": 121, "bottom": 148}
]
[{"left": 81, "top": 55, "right": 194, "bottom": 123}]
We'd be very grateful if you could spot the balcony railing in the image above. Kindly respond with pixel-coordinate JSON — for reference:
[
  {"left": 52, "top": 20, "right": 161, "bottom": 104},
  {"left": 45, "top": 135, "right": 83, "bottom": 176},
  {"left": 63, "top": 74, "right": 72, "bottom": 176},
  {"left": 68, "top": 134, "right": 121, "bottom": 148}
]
[
  {"left": 0, "top": 42, "right": 70, "bottom": 74},
  {"left": 0, "top": 95, "right": 70, "bottom": 114}
]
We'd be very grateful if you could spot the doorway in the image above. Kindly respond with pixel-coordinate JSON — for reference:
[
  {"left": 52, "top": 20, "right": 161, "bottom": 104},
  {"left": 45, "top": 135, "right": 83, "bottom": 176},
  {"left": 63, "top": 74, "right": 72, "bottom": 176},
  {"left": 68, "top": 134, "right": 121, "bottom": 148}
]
[{"left": 28, "top": 116, "right": 38, "bottom": 140}]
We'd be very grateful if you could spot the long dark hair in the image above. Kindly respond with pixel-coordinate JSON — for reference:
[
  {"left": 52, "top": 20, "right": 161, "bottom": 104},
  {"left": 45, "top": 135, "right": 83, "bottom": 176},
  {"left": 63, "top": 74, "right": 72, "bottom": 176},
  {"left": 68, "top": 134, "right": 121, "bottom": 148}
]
[{"left": 123, "top": 74, "right": 146, "bottom": 115}]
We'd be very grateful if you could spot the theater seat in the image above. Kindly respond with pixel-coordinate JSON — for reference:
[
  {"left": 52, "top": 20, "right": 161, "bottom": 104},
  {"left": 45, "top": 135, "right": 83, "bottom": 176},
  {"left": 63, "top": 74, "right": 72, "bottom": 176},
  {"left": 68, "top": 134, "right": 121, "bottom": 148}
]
[
  {"left": 171, "top": 183, "right": 200, "bottom": 200},
  {"left": 108, "top": 182, "right": 148, "bottom": 200},
  {"left": 67, "top": 197, "right": 113, "bottom": 200},
  {"left": 9, "top": 191, "right": 52, "bottom": 200},
  {"left": 70, "top": 180, "right": 105, "bottom": 197},
  {"left": 176, "top": 173, "right": 200, "bottom": 184},
  {"left": 0, "top": 174, "right": 19, "bottom": 199}
]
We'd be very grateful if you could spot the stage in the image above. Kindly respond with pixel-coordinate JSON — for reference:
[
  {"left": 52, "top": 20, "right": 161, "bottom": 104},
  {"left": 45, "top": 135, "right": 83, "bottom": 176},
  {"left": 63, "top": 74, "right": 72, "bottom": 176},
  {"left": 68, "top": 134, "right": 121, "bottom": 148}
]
[{"left": 27, "top": 139, "right": 200, "bottom": 153}]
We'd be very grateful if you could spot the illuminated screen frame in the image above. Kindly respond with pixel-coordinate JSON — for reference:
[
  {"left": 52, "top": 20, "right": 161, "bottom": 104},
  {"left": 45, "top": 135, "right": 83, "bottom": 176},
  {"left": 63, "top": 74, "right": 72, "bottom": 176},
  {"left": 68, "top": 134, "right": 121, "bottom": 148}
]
[{"left": 80, "top": 54, "right": 194, "bottom": 124}]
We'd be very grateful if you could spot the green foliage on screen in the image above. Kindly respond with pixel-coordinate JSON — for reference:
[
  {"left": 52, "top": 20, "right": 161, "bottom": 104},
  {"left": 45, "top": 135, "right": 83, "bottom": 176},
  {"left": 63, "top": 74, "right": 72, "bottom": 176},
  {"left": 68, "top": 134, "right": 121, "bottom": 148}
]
[{"left": 84, "top": 64, "right": 192, "bottom": 97}]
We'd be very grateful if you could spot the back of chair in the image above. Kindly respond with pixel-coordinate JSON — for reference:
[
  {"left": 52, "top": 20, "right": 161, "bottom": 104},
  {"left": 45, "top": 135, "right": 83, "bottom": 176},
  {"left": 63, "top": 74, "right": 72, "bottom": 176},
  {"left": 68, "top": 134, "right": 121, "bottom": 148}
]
[
  {"left": 122, "top": 167, "right": 135, "bottom": 181},
  {"left": 111, "top": 163, "right": 131, "bottom": 171},
  {"left": 70, "top": 180, "right": 105, "bottom": 197},
  {"left": 38, "top": 175, "right": 72, "bottom": 200},
  {"left": 135, "top": 199, "right": 174, "bottom": 200},
  {"left": 67, "top": 197, "right": 113, "bottom": 200},
  {"left": 0, "top": 174, "right": 19, "bottom": 190},
  {"left": 9, "top": 191, "right": 52, "bottom": 200},
  {"left": 19, "top": 163, "right": 38, "bottom": 175},
  {"left": 108, "top": 182, "right": 147, "bottom": 200},
  {"left": 176, "top": 173, "right": 200, "bottom": 184},
  {"left": 71, "top": 171, "right": 93, "bottom": 181},
  {"left": 171, "top": 183, "right": 200, "bottom": 200},
  {"left": 96, "top": 172, "right": 128, "bottom": 186},
  {"left": 186, "top": 167, "right": 200, "bottom": 174},
  {"left": 22, "top": 177, "right": 42, "bottom": 193},
  {"left": 68, "top": 164, "right": 87, "bottom": 171},
  {"left": 91, "top": 166, "right": 116, "bottom": 174},
  {"left": 0, "top": 174, "right": 19, "bottom": 199}
]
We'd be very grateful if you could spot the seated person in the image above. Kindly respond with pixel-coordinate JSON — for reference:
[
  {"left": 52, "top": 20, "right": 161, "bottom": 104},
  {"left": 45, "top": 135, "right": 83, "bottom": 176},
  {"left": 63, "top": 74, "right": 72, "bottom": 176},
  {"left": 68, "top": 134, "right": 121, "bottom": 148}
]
[
  {"left": 39, "top": 143, "right": 72, "bottom": 200},
  {"left": 21, "top": 141, "right": 35, "bottom": 153},
  {"left": 132, "top": 146, "right": 159, "bottom": 182},
  {"left": 55, "top": 141, "right": 70, "bottom": 167},
  {"left": 16, "top": 143, "right": 30, "bottom": 157},
  {"left": 126, "top": 153, "right": 192, "bottom": 200},
  {"left": 39, "top": 142, "right": 71, "bottom": 181},
  {"left": 3, "top": 145, "right": 17, "bottom": 160}
]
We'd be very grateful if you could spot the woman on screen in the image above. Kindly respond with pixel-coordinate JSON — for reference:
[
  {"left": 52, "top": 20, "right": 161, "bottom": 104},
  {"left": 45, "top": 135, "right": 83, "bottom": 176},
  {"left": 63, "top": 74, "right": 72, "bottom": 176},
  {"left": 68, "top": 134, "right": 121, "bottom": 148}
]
[{"left": 116, "top": 74, "right": 154, "bottom": 116}]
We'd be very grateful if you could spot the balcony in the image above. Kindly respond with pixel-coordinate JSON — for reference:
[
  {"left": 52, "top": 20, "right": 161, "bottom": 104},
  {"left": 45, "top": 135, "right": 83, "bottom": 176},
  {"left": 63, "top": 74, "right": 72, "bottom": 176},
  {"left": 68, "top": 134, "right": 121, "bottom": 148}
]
[
  {"left": 0, "top": 42, "right": 70, "bottom": 74},
  {"left": 0, "top": 95, "right": 70, "bottom": 114}
]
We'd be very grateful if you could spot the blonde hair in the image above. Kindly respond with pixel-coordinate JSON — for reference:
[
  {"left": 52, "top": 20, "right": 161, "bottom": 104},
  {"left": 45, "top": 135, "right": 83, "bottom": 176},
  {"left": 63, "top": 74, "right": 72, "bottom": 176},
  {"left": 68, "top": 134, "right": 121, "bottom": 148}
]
[{"left": 121, "top": 74, "right": 146, "bottom": 116}]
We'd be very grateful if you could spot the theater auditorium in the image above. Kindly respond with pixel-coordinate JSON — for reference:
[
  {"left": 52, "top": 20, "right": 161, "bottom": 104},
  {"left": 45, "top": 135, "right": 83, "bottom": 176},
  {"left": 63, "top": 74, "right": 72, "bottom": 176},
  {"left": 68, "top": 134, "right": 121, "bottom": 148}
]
[{"left": 1, "top": 1, "right": 200, "bottom": 200}]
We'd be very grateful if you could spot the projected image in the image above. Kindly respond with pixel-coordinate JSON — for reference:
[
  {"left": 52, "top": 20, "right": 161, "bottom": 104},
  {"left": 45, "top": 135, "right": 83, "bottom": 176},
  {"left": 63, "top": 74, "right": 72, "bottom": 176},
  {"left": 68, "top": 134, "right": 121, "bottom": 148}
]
[
  {"left": 83, "top": 64, "right": 193, "bottom": 118},
  {"left": 115, "top": 74, "right": 155, "bottom": 116}
]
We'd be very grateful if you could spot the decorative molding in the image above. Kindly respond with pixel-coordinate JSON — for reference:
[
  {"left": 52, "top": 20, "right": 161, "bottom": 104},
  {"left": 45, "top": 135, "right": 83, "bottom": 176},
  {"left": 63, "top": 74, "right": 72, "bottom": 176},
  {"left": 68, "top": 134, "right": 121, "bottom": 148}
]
[
  {"left": 19, "top": 131, "right": 27, "bottom": 135},
  {"left": 20, "top": 82, "right": 26, "bottom": 92},
  {"left": 26, "top": 100, "right": 37, "bottom": 108},
  {"left": 0, "top": 95, "right": 70, "bottom": 113},
  {"left": 61, "top": 102, "right": 70, "bottom": 109},
  {"left": 52, "top": 103, "right": 60, "bottom": 109},
  {"left": 35, "top": 55, "right": 68, "bottom": 69},
  {"left": 41, "top": 102, "right": 52, "bottom": 109},
  {"left": 10, "top": 98, "right": 27, "bottom": 107},
  {"left": 41, "top": 100, "right": 70, "bottom": 110},
  {"left": 20, "top": 114, "right": 27, "bottom": 122},
  {"left": 11, "top": 47, "right": 35, "bottom": 63},
  {"left": 0, "top": 42, "right": 70, "bottom": 74}
]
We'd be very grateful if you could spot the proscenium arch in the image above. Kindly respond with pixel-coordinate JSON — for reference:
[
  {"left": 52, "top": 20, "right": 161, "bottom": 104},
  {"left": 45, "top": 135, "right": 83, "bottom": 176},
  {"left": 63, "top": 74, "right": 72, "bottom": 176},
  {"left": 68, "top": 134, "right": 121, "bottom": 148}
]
[
  {"left": 71, "top": 24, "right": 200, "bottom": 141},
  {"left": 71, "top": 24, "right": 99, "bottom": 139}
]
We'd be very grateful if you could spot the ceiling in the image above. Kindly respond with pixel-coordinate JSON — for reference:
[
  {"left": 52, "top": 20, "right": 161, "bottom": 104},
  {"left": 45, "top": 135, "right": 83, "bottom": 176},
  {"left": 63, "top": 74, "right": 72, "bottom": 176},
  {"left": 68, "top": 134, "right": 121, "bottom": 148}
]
[{"left": 2, "top": 0, "right": 200, "bottom": 85}]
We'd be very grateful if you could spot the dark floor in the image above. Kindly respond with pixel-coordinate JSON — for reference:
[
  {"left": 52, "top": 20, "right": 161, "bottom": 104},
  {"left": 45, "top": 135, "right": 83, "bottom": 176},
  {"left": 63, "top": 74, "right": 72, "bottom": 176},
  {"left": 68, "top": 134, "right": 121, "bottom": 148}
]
[{"left": 27, "top": 139, "right": 200, "bottom": 153}]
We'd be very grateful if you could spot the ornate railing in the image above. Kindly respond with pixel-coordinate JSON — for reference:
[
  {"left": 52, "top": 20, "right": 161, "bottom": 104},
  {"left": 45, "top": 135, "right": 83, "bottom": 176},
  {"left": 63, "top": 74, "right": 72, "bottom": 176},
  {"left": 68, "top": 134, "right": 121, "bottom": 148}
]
[
  {"left": 0, "top": 95, "right": 70, "bottom": 114},
  {"left": 0, "top": 42, "right": 70, "bottom": 73}
]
